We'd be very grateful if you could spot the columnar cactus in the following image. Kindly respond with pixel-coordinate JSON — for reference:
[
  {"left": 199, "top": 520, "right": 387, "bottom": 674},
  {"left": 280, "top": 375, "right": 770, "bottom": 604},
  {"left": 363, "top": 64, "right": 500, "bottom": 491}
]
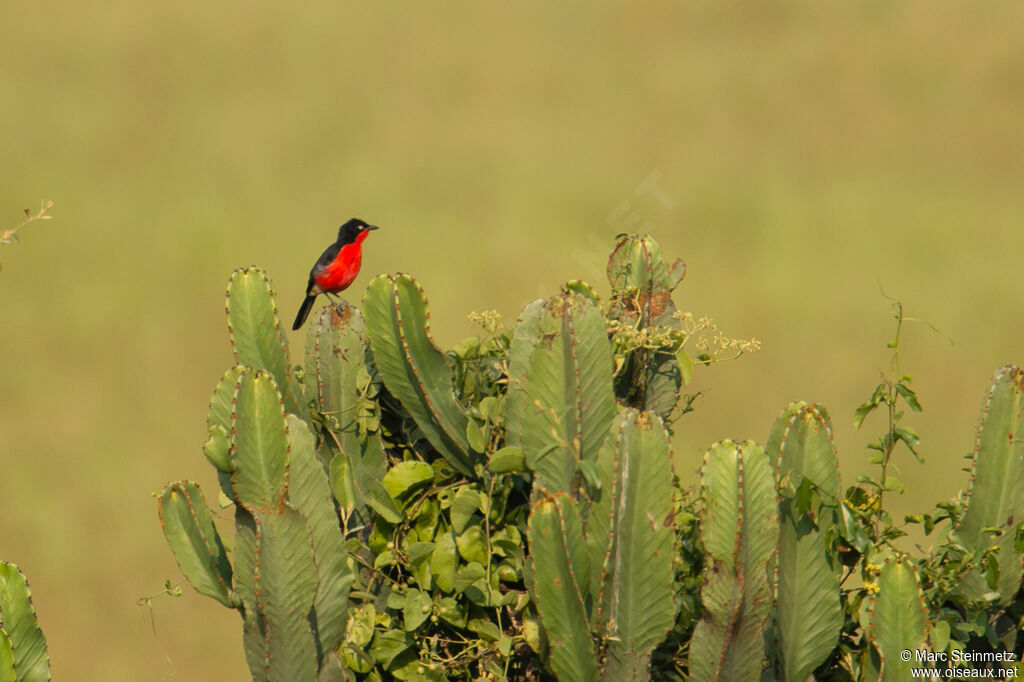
[
  {"left": 952, "top": 365, "right": 1024, "bottom": 606},
  {"left": 766, "top": 402, "right": 843, "bottom": 681},
  {"left": 0, "top": 562, "right": 50, "bottom": 682},
  {"left": 869, "top": 555, "right": 930, "bottom": 681},
  {"left": 526, "top": 409, "right": 676, "bottom": 682},
  {"left": 363, "top": 274, "right": 477, "bottom": 477},
  {"left": 606, "top": 234, "right": 687, "bottom": 420},
  {"left": 159, "top": 268, "right": 353, "bottom": 680},
  {"left": 689, "top": 440, "right": 778, "bottom": 682},
  {"left": 304, "top": 305, "right": 398, "bottom": 524},
  {"left": 506, "top": 288, "right": 616, "bottom": 495}
]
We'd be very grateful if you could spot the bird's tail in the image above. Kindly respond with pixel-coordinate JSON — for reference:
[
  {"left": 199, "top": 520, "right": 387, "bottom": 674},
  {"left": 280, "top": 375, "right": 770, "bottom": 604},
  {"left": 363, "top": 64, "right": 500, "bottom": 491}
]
[{"left": 292, "top": 295, "right": 316, "bottom": 330}]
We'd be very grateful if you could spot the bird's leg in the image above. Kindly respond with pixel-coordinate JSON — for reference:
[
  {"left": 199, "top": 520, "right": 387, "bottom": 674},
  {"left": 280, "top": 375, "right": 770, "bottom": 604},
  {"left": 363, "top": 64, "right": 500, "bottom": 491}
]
[{"left": 326, "top": 293, "right": 350, "bottom": 311}]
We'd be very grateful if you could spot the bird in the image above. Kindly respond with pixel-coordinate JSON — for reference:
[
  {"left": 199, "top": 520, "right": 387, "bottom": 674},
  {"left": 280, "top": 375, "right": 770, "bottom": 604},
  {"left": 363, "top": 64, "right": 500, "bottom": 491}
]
[{"left": 292, "top": 218, "right": 379, "bottom": 330}]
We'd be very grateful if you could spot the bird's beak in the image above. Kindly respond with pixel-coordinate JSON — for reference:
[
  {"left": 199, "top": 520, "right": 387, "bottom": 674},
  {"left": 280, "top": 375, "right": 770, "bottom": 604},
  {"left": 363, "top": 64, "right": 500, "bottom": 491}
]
[{"left": 366, "top": 225, "right": 380, "bottom": 231}]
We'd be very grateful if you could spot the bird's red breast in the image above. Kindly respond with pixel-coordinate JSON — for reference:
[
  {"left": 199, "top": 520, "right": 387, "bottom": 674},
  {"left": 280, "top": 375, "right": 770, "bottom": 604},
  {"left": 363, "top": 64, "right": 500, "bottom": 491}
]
[{"left": 313, "top": 228, "right": 370, "bottom": 293}]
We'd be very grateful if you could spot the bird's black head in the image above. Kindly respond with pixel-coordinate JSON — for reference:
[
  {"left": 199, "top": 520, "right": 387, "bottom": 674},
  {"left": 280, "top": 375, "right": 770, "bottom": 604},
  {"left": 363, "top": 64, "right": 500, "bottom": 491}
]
[{"left": 337, "top": 218, "right": 379, "bottom": 245}]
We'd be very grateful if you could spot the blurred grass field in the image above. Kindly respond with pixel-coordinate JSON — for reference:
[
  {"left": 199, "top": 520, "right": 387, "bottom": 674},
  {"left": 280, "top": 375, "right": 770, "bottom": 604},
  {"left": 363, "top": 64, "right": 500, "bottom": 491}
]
[{"left": 3, "top": 1, "right": 1024, "bottom": 679}]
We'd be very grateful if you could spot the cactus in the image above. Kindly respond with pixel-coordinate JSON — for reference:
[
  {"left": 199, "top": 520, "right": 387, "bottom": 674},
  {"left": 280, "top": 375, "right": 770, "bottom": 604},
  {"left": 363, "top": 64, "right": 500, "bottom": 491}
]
[
  {"left": 690, "top": 440, "right": 778, "bottom": 682},
  {"left": 952, "top": 365, "right": 1024, "bottom": 606},
  {"left": 225, "top": 266, "right": 308, "bottom": 422},
  {"left": 526, "top": 410, "right": 675, "bottom": 682},
  {"left": 284, "top": 414, "right": 353, "bottom": 660},
  {"left": 157, "top": 481, "right": 236, "bottom": 608},
  {"left": 869, "top": 555, "right": 930, "bottom": 681},
  {"left": 766, "top": 402, "right": 843, "bottom": 681},
  {"left": 363, "top": 274, "right": 476, "bottom": 477},
  {"left": 506, "top": 288, "right": 616, "bottom": 495},
  {"left": 589, "top": 409, "right": 676, "bottom": 678},
  {"left": 304, "top": 305, "right": 398, "bottom": 524},
  {"left": 160, "top": 273, "right": 356, "bottom": 680},
  {"left": 606, "top": 234, "right": 687, "bottom": 420},
  {"left": 527, "top": 494, "right": 596, "bottom": 682},
  {"left": 0, "top": 562, "right": 50, "bottom": 682}
]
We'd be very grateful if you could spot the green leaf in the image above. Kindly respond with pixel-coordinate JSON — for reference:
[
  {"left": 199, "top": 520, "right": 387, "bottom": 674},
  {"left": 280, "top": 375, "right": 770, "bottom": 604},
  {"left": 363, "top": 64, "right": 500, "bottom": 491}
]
[
  {"left": 677, "top": 348, "right": 694, "bottom": 386},
  {"left": 853, "top": 401, "right": 877, "bottom": 429},
  {"left": 895, "top": 383, "right": 923, "bottom": 412},
  {"left": 931, "top": 620, "right": 950, "bottom": 652},
  {"left": 468, "top": 618, "right": 502, "bottom": 642},
  {"left": 450, "top": 487, "right": 481, "bottom": 534},
  {"left": 466, "top": 421, "right": 488, "bottom": 454},
  {"left": 883, "top": 476, "right": 906, "bottom": 493},
  {"left": 436, "top": 597, "right": 466, "bottom": 628},
  {"left": 402, "top": 589, "right": 433, "bottom": 631},
  {"left": 431, "top": 532, "right": 458, "bottom": 593},
  {"left": 488, "top": 446, "right": 526, "bottom": 474},
  {"left": 382, "top": 461, "right": 434, "bottom": 500},
  {"left": 456, "top": 526, "right": 488, "bottom": 565}
]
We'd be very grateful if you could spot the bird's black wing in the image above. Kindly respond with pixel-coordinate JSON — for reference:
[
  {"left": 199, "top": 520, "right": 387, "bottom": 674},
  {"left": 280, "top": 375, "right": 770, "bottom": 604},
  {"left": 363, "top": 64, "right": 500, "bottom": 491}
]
[{"left": 311, "top": 241, "right": 343, "bottom": 277}]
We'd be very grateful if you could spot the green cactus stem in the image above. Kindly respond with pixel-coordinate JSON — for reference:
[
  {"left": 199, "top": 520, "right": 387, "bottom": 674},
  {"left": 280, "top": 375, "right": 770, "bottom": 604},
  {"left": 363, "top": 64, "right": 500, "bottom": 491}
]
[
  {"left": 363, "top": 274, "right": 476, "bottom": 477},
  {"left": 588, "top": 409, "right": 676, "bottom": 678},
  {"left": 304, "top": 304, "right": 397, "bottom": 524},
  {"left": 157, "top": 481, "right": 236, "bottom": 608},
  {"left": 953, "top": 365, "right": 1024, "bottom": 606},
  {"left": 506, "top": 288, "right": 616, "bottom": 495},
  {"left": 606, "top": 234, "right": 687, "bottom": 420},
  {"left": 869, "top": 555, "right": 930, "bottom": 682},
  {"left": 0, "top": 562, "right": 50, "bottom": 682},
  {"left": 225, "top": 266, "right": 307, "bottom": 421},
  {"left": 526, "top": 493, "right": 596, "bottom": 682},
  {"left": 690, "top": 440, "right": 778, "bottom": 682},
  {"left": 766, "top": 402, "right": 843, "bottom": 682}
]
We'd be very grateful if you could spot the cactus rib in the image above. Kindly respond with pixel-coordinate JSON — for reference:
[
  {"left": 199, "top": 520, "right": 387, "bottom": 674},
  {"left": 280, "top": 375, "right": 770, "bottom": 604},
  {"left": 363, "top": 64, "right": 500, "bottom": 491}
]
[{"left": 363, "top": 274, "right": 475, "bottom": 476}]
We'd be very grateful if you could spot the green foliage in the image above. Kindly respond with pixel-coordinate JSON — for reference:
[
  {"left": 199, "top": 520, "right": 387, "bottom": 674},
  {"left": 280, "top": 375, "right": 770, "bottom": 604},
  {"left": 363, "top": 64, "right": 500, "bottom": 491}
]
[
  {"left": 159, "top": 237, "right": 1024, "bottom": 681},
  {"left": 0, "top": 562, "right": 50, "bottom": 682}
]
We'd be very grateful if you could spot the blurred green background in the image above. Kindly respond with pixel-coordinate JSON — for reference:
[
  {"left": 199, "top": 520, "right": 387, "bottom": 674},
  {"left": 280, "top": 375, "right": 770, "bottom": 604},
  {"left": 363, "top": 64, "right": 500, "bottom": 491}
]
[{"left": 3, "top": 1, "right": 1024, "bottom": 679}]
